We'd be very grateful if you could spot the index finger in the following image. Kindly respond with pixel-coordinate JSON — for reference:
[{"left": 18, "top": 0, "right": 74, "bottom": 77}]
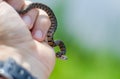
[{"left": 5, "top": 0, "right": 25, "bottom": 11}]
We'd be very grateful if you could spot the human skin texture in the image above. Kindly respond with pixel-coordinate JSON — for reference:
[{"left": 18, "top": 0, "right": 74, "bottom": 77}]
[{"left": 0, "top": 0, "right": 55, "bottom": 79}]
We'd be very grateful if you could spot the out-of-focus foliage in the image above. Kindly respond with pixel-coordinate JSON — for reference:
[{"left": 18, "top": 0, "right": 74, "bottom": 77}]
[
  {"left": 30, "top": 0, "right": 120, "bottom": 79},
  {"left": 49, "top": 1, "right": 120, "bottom": 79}
]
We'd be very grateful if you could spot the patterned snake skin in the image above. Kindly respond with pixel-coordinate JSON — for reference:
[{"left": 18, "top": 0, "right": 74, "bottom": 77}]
[{"left": 18, "top": 3, "right": 67, "bottom": 60}]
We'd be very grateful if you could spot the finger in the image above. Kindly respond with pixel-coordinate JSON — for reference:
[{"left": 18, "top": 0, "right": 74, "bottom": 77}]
[
  {"left": 5, "top": 0, "right": 25, "bottom": 11},
  {"left": 21, "top": 1, "right": 39, "bottom": 29},
  {"left": 22, "top": 9, "right": 39, "bottom": 29},
  {"left": 32, "top": 10, "right": 51, "bottom": 41}
]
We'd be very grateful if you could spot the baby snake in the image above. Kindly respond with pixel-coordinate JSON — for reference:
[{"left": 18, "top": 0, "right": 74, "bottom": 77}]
[{"left": 18, "top": 3, "right": 67, "bottom": 60}]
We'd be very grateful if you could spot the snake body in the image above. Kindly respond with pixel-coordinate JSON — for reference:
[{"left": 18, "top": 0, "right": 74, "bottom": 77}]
[{"left": 18, "top": 3, "right": 67, "bottom": 60}]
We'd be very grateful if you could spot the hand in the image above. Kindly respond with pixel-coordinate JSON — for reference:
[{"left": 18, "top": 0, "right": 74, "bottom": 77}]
[{"left": 0, "top": 0, "right": 55, "bottom": 79}]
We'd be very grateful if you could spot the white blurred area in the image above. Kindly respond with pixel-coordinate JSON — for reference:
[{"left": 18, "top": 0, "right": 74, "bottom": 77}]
[
  {"left": 30, "top": 0, "right": 120, "bottom": 52},
  {"left": 65, "top": 0, "right": 120, "bottom": 52},
  {"left": 30, "top": 0, "right": 60, "bottom": 7}
]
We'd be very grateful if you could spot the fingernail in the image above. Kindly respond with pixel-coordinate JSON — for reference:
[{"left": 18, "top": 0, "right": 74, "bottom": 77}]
[
  {"left": 34, "top": 30, "right": 43, "bottom": 39},
  {"left": 22, "top": 15, "right": 32, "bottom": 26}
]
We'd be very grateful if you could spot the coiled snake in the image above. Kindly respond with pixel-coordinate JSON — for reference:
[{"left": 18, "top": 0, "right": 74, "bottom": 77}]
[{"left": 18, "top": 3, "right": 67, "bottom": 60}]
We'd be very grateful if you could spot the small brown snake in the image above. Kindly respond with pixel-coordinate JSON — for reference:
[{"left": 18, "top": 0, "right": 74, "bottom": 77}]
[{"left": 18, "top": 3, "right": 67, "bottom": 60}]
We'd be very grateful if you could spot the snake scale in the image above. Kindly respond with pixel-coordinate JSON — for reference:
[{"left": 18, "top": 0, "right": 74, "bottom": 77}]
[{"left": 18, "top": 3, "right": 67, "bottom": 60}]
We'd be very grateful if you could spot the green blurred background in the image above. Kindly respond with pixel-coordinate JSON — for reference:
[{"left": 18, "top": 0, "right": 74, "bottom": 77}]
[{"left": 31, "top": 0, "right": 120, "bottom": 79}]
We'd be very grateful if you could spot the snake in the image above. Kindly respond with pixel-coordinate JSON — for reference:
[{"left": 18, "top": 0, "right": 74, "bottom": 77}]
[{"left": 18, "top": 3, "right": 67, "bottom": 60}]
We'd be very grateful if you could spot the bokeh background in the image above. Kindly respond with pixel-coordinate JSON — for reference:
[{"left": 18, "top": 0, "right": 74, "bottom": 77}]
[{"left": 31, "top": 0, "right": 120, "bottom": 79}]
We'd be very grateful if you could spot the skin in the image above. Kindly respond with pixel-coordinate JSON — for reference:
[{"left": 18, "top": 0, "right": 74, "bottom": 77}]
[{"left": 0, "top": 0, "right": 55, "bottom": 79}]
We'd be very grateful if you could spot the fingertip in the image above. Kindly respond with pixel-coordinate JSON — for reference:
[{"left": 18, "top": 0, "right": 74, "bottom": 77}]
[
  {"left": 22, "top": 9, "right": 39, "bottom": 29},
  {"left": 33, "top": 30, "right": 44, "bottom": 41},
  {"left": 22, "top": 15, "right": 32, "bottom": 28},
  {"left": 32, "top": 10, "right": 51, "bottom": 41},
  {"left": 32, "top": 18, "right": 51, "bottom": 41}
]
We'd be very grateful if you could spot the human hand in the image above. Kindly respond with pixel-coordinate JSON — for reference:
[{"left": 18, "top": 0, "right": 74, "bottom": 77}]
[{"left": 0, "top": 0, "right": 55, "bottom": 79}]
